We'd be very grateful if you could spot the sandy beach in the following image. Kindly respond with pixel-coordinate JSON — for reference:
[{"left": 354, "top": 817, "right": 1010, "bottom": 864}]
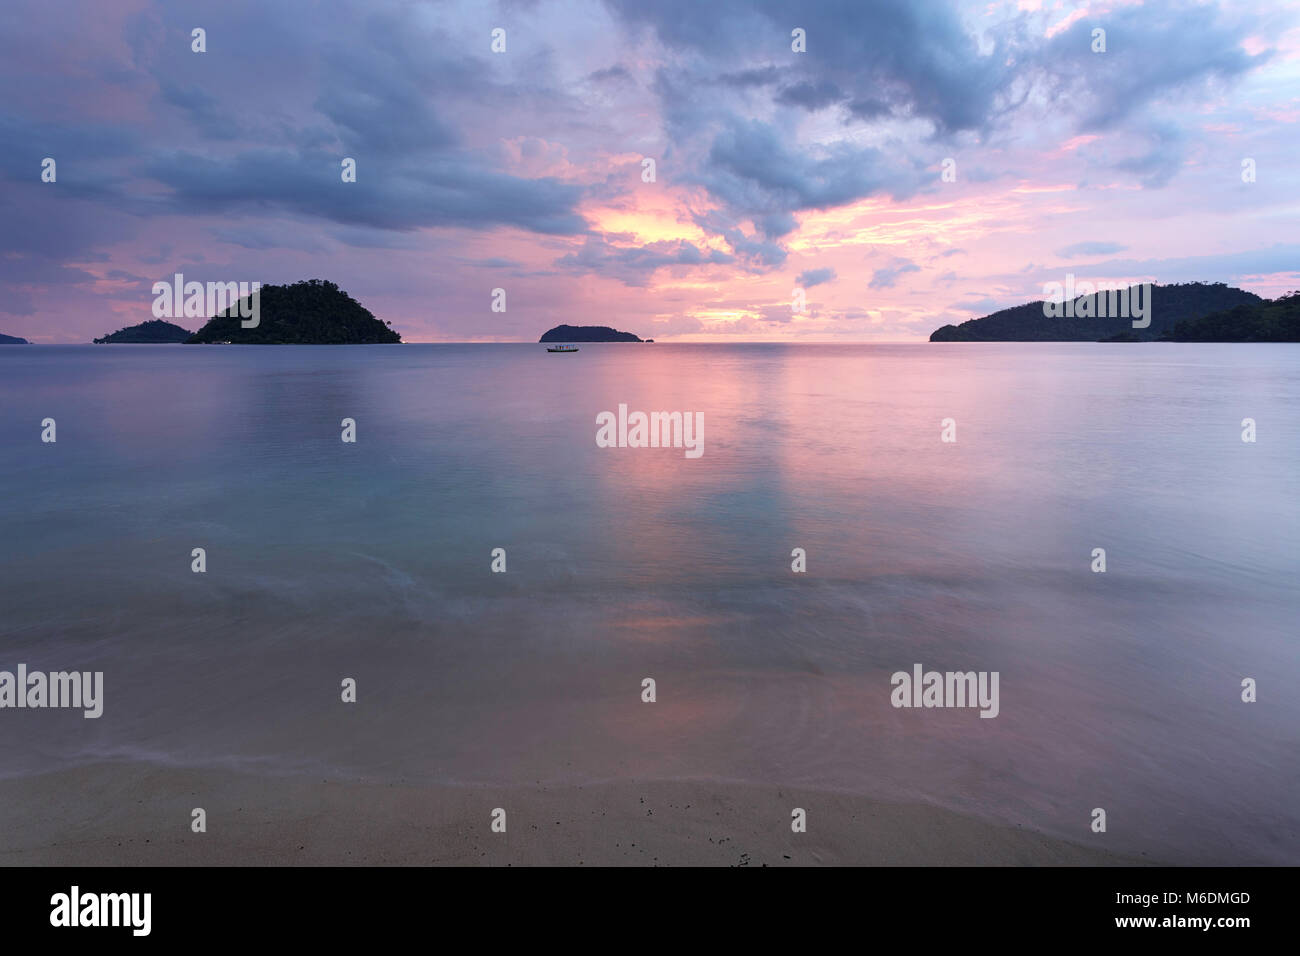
[{"left": 0, "top": 762, "right": 1146, "bottom": 866}]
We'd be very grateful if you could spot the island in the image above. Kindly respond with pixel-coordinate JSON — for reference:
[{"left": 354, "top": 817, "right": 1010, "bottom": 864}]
[
  {"left": 0, "top": 333, "right": 29, "bottom": 344},
  {"left": 539, "top": 324, "right": 643, "bottom": 343},
  {"left": 1161, "top": 290, "right": 1299, "bottom": 341},
  {"left": 186, "top": 279, "right": 400, "bottom": 344},
  {"left": 94, "top": 319, "right": 192, "bottom": 344},
  {"left": 929, "top": 282, "right": 1260, "bottom": 342}
]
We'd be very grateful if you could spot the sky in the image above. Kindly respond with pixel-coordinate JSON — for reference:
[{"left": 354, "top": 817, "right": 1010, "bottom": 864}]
[{"left": 1, "top": 0, "right": 1298, "bottom": 343}]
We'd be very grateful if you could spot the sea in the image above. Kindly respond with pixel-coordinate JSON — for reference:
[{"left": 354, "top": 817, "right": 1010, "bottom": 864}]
[{"left": 1, "top": 342, "right": 1296, "bottom": 863}]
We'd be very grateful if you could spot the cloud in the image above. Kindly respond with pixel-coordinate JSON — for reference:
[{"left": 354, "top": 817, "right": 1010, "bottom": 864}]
[
  {"left": 210, "top": 227, "right": 330, "bottom": 253},
  {"left": 607, "top": 0, "right": 1022, "bottom": 135},
  {"left": 776, "top": 80, "right": 844, "bottom": 111},
  {"left": 0, "top": 0, "right": 1292, "bottom": 342},
  {"left": 607, "top": 0, "right": 1283, "bottom": 269},
  {"left": 1109, "top": 124, "right": 1189, "bottom": 189},
  {"left": 1055, "top": 241, "right": 1129, "bottom": 259},
  {"left": 465, "top": 257, "right": 525, "bottom": 269},
  {"left": 704, "top": 118, "right": 917, "bottom": 226},
  {"left": 797, "top": 267, "right": 836, "bottom": 288},
  {"left": 691, "top": 209, "right": 790, "bottom": 268},
  {"left": 1037, "top": 9, "right": 1267, "bottom": 134},
  {"left": 1061, "top": 243, "right": 1300, "bottom": 286},
  {"left": 555, "top": 234, "right": 733, "bottom": 285},
  {"left": 869, "top": 259, "right": 921, "bottom": 289},
  {"left": 948, "top": 296, "right": 1001, "bottom": 314},
  {"left": 717, "top": 66, "right": 784, "bottom": 88},
  {"left": 589, "top": 65, "right": 631, "bottom": 83},
  {"left": 137, "top": 149, "right": 589, "bottom": 235}
]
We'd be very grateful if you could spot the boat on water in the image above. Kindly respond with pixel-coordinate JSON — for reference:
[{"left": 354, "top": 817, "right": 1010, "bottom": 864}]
[{"left": 546, "top": 344, "right": 579, "bottom": 352}]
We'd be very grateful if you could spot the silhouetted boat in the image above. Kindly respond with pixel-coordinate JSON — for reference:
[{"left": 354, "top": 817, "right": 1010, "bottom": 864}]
[{"left": 546, "top": 344, "right": 579, "bottom": 352}]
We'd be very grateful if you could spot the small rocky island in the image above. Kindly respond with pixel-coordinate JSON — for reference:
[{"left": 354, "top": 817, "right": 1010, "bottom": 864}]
[
  {"left": 0, "top": 332, "right": 29, "bottom": 344},
  {"left": 186, "top": 279, "right": 400, "bottom": 344},
  {"left": 94, "top": 319, "right": 192, "bottom": 343},
  {"left": 539, "top": 324, "right": 643, "bottom": 343}
]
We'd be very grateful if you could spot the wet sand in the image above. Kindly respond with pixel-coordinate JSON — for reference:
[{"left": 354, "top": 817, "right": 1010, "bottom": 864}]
[{"left": 0, "top": 762, "right": 1148, "bottom": 866}]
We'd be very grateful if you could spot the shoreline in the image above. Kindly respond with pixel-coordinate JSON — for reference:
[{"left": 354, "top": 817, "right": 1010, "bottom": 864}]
[{"left": 0, "top": 761, "right": 1150, "bottom": 866}]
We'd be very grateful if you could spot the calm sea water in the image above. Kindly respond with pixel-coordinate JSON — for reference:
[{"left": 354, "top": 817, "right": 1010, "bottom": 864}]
[{"left": 1, "top": 343, "right": 1297, "bottom": 863}]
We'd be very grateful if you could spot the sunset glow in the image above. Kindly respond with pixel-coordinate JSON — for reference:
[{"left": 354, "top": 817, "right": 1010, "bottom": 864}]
[{"left": 1, "top": 0, "right": 1297, "bottom": 343}]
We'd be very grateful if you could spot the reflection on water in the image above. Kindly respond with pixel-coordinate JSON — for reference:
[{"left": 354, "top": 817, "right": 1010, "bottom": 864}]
[{"left": 0, "top": 342, "right": 1297, "bottom": 863}]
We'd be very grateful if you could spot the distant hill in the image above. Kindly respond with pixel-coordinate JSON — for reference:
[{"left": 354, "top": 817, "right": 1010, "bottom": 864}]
[
  {"left": 0, "top": 332, "right": 28, "bottom": 344},
  {"left": 94, "top": 319, "right": 192, "bottom": 344},
  {"left": 1162, "top": 291, "right": 1300, "bottom": 342},
  {"left": 186, "top": 279, "right": 400, "bottom": 344},
  {"left": 930, "top": 282, "right": 1261, "bottom": 341},
  {"left": 540, "top": 324, "right": 643, "bottom": 343}
]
